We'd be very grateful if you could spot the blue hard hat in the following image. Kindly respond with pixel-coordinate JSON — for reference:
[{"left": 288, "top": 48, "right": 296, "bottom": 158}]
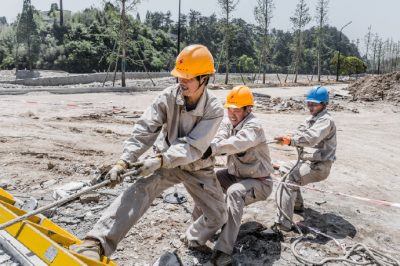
[{"left": 306, "top": 86, "right": 329, "bottom": 103}]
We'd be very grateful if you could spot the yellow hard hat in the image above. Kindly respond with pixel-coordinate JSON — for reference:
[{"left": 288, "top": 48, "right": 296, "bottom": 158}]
[
  {"left": 171, "top": 44, "right": 216, "bottom": 79},
  {"left": 224, "top": 85, "right": 254, "bottom": 108}
]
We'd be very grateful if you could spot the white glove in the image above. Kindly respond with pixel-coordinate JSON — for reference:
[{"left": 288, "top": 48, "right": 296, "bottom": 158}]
[
  {"left": 106, "top": 160, "right": 128, "bottom": 187},
  {"left": 131, "top": 155, "right": 162, "bottom": 177}
]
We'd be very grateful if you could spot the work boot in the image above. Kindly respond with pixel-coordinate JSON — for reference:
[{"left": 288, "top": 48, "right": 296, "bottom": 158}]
[
  {"left": 294, "top": 204, "right": 305, "bottom": 214},
  {"left": 70, "top": 238, "right": 102, "bottom": 261},
  {"left": 204, "top": 250, "right": 232, "bottom": 266},
  {"left": 180, "top": 234, "right": 213, "bottom": 254},
  {"left": 260, "top": 222, "right": 292, "bottom": 237}
]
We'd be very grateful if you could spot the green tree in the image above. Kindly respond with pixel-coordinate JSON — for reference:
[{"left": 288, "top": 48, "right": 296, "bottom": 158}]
[
  {"left": 330, "top": 54, "right": 366, "bottom": 76},
  {"left": 0, "top": 27, "right": 16, "bottom": 69},
  {"left": 237, "top": 54, "right": 256, "bottom": 73},
  {"left": 16, "top": 0, "right": 40, "bottom": 70}
]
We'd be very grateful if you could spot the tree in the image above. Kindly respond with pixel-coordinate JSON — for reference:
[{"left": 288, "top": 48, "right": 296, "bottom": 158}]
[
  {"left": 371, "top": 34, "right": 379, "bottom": 73},
  {"left": 110, "top": 0, "right": 141, "bottom": 87},
  {"left": 237, "top": 54, "right": 256, "bottom": 73},
  {"left": 330, "top": 55, "right": 366, "bottom": 77},
  {"left": 1, "top": 5, "right": 367, "bottom": 75},
  {"left": 0, "top": 27, "right": 15, "bottom": 69},
  {"left": 345, "top": 56, "right": 367, "bottom": 76},
  {"left": 315, "top": 0, "right": 328, "bottom": 82},
  {"left": 377, "top": 38, "right": 383, "bottom": 74},
  {"left": 254, "top": 0, "right": 274, "bottom": 84},
  {"left": 363, "top": 25, "right": 372, "bottom": 70},
  {"left": 16, "top": 0, "right": 40, "bottom": 71},
  {"left": 290, "top": 0, "right": 311, "bottom": 83},
  {"left": 0, "top": 16, "right": 8, "bottom": 26},
  {"left": 218, "top": 0, "right": 239, "bottom": 84}
]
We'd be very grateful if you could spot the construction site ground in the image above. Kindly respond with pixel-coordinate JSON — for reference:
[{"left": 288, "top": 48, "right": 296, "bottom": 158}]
[{"left": 0, "top": 80, "right": 399, "bottom": 265}]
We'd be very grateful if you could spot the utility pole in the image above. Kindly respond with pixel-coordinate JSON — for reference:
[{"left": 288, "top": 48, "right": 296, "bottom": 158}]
[
  {"left": 59, "top": 0, "right": 63, "bottom": 26},
  {"left": 176, "top": 0, "right": 181, "bottom": 83},
  {"left": 225, "top": 0, "right": 229, "bottom": 84},
  {"left": 336, "top": 21, "right": 352, "bottom": 82},
  {"left": 121, "top": 0, "right": 127, "bottom": 87},
  {"left": 177, "top": 0, "right": 181, "bottom": 55}
]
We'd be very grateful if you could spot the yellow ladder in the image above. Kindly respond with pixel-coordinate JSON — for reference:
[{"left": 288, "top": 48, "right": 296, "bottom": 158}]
[{"left": 0, "top": 188, "right": 117, "bottom": 266}]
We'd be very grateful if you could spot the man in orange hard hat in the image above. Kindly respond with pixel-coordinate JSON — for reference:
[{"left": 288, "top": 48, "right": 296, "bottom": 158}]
[
  {"left": 199, "top": 86, "right": 274, "bottom": 266},
  {"left": 71, "top": 44, "right": 227, "bottom": 261}
]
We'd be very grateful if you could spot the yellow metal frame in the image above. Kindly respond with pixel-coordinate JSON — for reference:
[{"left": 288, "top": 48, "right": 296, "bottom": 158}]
[{"left": 0, "top": 188, "right": 117, "bottom": 266}]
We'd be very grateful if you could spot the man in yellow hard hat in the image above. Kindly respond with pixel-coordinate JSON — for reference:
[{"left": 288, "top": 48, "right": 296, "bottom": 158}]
[
  {"left": 198, "top": 86, "right": 274, "bottom": 266},
  {"left": 71, "top": 44, "right": 227, "bottom": 261}
]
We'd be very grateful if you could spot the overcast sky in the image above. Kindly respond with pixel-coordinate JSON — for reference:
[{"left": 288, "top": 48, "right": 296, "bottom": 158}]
[{"left": 2, "top": 0, "right": 399, "bottom": 54}]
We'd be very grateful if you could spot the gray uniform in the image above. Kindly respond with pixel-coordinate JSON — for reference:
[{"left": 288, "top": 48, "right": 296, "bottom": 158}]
[
  {"left": 87, "top": 85, "right": 228, "bottom": 256},
  {"left": 193, "top": 113, "right": 273, "bottom": 255},
  {"left": 276, "top": 109, "right": 336, "bottom": 228}
]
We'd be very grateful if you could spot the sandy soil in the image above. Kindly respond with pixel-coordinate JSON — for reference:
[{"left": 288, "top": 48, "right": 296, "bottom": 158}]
[{"left": 0, "top": 83, "right": 399, "bottom": 265}]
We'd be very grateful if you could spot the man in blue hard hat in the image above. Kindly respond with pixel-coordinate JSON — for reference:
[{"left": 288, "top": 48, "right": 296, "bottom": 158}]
[{"left": 272, "top": 86, "right": 337, "bottom": 232}]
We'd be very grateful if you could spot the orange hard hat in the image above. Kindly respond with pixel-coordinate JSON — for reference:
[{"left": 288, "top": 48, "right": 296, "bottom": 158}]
[
  {"left": 224, "top": 85, "right": 254, "bottom": 108},
  {"left": 171, "top": 44, "right": 215, "bottom": 79}
]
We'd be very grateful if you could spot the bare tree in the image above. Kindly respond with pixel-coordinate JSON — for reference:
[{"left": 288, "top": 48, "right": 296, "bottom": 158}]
[
  {"left": 110, "top": 0, "right": 141, "bottom": 87},
  {"left": 315, "top": 0, "right": 328, "bottom": 82},
  {"left": 218, "top": 0, "right": 239, "bottom": 84},
  {"left": 389, "top": 39, "right": 395, "bottom": 72},
  {"left": 377, "top": 38, "right": 383, "bottom": 74},
  {"left": 290, "top": 0, "right": 311, "bottom": 83},
  {"left": 254, "top": 0, "right": 274, "bottom": 84},
  {"left": 363, "top": 25, "right": 372, "bottom": 70},
  {"left": 371, "top": 34, "right": 379, "bottom": 73},
  {"left": 395, "top": 41, "right": 400, "bottom": 71}
]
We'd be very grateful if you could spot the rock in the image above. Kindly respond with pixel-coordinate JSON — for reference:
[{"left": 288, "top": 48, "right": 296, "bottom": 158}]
[
  {"left": 57, "top": 217, "right": 80, "bottom": 225},
  {"left": 80, "top": 193, "right": 100, "bottom": 203},
  {"left": 47, "top": 162, "right": 55, "bottom": 170},
  {"left": 152, "top": 252, "right": 181, "bottom": 266},
  {"left": 53, "top": 181, "right": 89, "bottom": 200},
  {"left": 41, "top": 179, "right": 57, "bottom": 188},
  {"left": 0, "top": 253, "right": 11, "bottom": 264}
]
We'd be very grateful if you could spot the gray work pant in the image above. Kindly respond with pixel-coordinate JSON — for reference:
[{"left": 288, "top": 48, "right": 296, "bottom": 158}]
[
  {"left": 192, "top": 169, "right": 272, "bottom": 255},
  {"left": 276, "top": 160, "right": 333, "bottom": 228},
  {"left": 87, "top": 167, "right": 227, "bottom": 256}
]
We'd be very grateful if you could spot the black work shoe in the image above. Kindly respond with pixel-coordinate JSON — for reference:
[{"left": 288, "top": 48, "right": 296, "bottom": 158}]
[
  {"left": 261, "top": 223, "right": 292, "bottom": 234},
  {"left": 294, "top": 204, "right": 305, "bottom": 214},
  {"left": 260, "top": 224, "right": 284, "bottom": 241}
]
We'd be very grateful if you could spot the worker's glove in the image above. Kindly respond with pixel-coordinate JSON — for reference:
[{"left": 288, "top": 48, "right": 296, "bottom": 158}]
[
  {"left": 106, "top": 159, "right": 129, "bottom": 188},
  {"left": 201, "top": 146, "right": 213, "bottom": 160},
  {"left": 131, "top": 155, "right": 162, "bottom": 177},
  {"left": 274, "top": 135, "right": 291, "bottom": 146}
]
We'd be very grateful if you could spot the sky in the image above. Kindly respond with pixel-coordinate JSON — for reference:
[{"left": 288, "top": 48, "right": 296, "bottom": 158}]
[{"left": 1, "top": 0, "right": 399, "bottom": 54}]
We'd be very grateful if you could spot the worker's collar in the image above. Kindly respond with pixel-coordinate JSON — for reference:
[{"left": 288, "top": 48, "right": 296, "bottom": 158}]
[
  {"left": 176, "top": 85, "right": 207, "bottom": 116},
  {"left": 231, "top": 112, "right": 254, "bottom": 131},
  {"left": 308, "top": 108, "right": 327, "bottom": 122}
]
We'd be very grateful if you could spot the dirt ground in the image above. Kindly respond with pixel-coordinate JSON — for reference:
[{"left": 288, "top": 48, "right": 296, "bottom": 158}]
[{"left": 0, "top": 82, "right": 399, "bottom": 265}]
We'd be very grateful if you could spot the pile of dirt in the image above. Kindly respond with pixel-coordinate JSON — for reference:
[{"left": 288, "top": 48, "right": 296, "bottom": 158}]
[
  {"left": 254, "top": 94, "right": 345, "bottom": 113},
  {"left": 348, "top": 72, "right": 400, "bottom": 102}
]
